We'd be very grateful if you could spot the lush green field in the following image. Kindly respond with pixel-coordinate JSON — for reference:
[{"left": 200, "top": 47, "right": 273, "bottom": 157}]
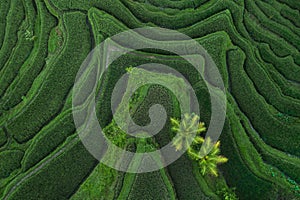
[{"left": 0, "top": 0, "right": 299, "bottom": 199}]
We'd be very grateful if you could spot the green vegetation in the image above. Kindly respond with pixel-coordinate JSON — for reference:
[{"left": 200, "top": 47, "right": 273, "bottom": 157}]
[
  {"left": 0, "top": 0, "right": 299, "bottom": 199},
  {"left": 170, "top": 113, "right": 206, "bottom": 151},
  {"left": 189, "top": 138, "right": 228, "bottom": 177},
  {"left": 21, "top": 111, "right": 75, "bottom": 171},
  {"left": 216, "top": 187, "right": 238, "bottom": 200},
  {"left": 48, "top": 27, "right": 63, "bottom": 54},
  {"left": 0, "top": 150, "right": 23, "bottom": 179},
  {"left": 170, "top": 113, "right": 228, "bottom": 177},
  {"left": 0, "top": 128, "right": 7, "bottom": 147}
]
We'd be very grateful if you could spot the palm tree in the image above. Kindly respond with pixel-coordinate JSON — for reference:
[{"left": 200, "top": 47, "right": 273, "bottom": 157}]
[
  {"left": 170, "top": 113, "right": 228, "bottom": 177},
  {"left": 188, "top": 137, "right": 228, "bottom": 177},
  {"left": 170, "top": 113, "right": 206, "bottom": 151}
]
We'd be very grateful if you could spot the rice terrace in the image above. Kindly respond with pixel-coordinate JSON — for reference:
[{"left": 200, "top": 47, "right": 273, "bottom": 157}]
[{"left": 0, "top": 0, "right": 299, "bottom": 199}]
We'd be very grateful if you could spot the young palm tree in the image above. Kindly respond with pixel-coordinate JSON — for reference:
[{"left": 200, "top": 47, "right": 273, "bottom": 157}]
[
  {"left": 170, "top": 113, "right": 206, "bottom": 151},
  {"left": 170, "top": 113, "right": 228, "bottom": 177},
  {"left": 188, "top": 137, "right": 228, "bottom": 177}
]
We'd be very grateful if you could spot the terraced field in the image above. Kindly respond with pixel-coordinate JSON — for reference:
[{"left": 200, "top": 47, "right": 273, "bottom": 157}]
[{"left": 0, "top": 0, "right": 299, "bottom": 199}]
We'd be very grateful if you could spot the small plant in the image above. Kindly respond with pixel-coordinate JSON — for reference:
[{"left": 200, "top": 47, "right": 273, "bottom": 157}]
[
  {"left": 276, "top": 112, "right": 289, "bottom": 122},
  {"left": 125, "top": 66, "right": 134, "bottom": 73},
  {"left": 217, "top": 187, "right": 238, "bottom": 200},
  {"left": 24, "top": 30, "right": 37, "bottom": 41}
]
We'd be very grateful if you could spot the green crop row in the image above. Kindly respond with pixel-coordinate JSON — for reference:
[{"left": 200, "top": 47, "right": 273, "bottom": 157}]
[
  {"left": 4, "top": 138, "right": 97, "bottom": 200},
  {"left": 95, "top": 52, "right": 204, "bottom": 128},
  {"left": 22, "top": 110, "right": 75, "bottom": 171},
  {"left": 245, "top": 53, "right": 300, "bottom": 117},
  {"left": 0, "top": 0, "right": 25, "bottom": 72},
  {"left": 120, "top": 0, "right": 223, "bottom": 29},
  {"left": 0, "top": 0, "right": 57, "bottom": 111},
  {"left": 193, "top": 82, "right": 211, "bottom": 126},
  {"left": 0, "top": 150, "right": 24, "bottom": 179},
  {"left": 226, "top": 92, "right": 300, "bottom": 192},
  {"left": 167, "top": 154, "right": 210, "bottom": 199},
  {"left": 227, "top": 93, "right": 299, "bottom": 195},
  {"left": 240, "top": 115, "right": 300, "bottom": 184},
  {"left": 140, "top": 85, "right": 209, "bottom": 199},
  {"left": 141, "top": 0, "right": 195, "bottom": 10},
  {"left": 127, "top": 171, "right": 174, "bottom": 200},
  {"left": 71, "top": 163, "right": 124, "bottom": 200},
  {"left": 0, "top": 1, "right": 36, "bottom": 99},
  {"left": 0, "top": 127, "right": 7, "bottom": 147},
  {"left": 229, "top": 85, "right": 300, "bottom": 185},
  {"left": 134, "top": 85, "right": 178, "bottom": 148},
  {"left": 0, "top": 10, "right": 35, "bottom": 99},
  {"left": 226, "top": 93, "right": 299, "bottom": 198},
  {"left": 191, "top": 161, "right": 220, "bottom": 199},
  {"left": 226, "top": 48, "right": 300, "bottom": 185},
  {"left": 280, "top": 4, "right": 300, "bottom": 28},
  {"left": 0, "top": 35, "right": 33, "bottom": 99},
  {"left": 120, "top": 1, "right": 179, "bottom": 16},
  {"left": 177, "top": 9, "right": 300, "bottom": 156},
  {"left": 72, "top": 81, "right": 152, "bottom": 200},
  {"left": 88, "top": 6, "right": 233, "bottom": 89},
  {"left": 257, "top": 43, "right": 300, "bottom": 83},
  {"left": 246, "top": 0, "right": 300, "bottom": 51},
  {"left": 219, "top": 120, "right": 277, "bottom": 199},
  {"left": 0, "top": 0, "right": 10, "bottom": 49},
  {"left": 52, "top": 0, "right": 229, "bottom": 29},
  {"left": 23, "top": 0, "right": 37, "bottom": 29},
  {"left": 255, "top": 0, "right": 300, "bottom": 37},
  {"left": 5, "top": 12, "right": 91, "bottom": 143},
  {"left": 115, "top": 66, "right": 210, "bottom": 199},
  {"left": 239, "top": 24, "right": 300, "bottom": 118},
  {"left": 243, "top": 11, "right": 300, "bottom": 64},
  {"left": 122, "top": 140, "right": 174, "bottom": 199},
  {"left": 52, "top": 0, "right": 153, "bottom": 28},
  {"left": 132, "top": 85, "right": 174, "bottom": 125},
  {"left": 267, "top": 67, "right": 300, "bottom": 100},
  {"left": 277, "top": 0, "right": 300, "bottom": 10},
  {"left": 257, "top": 44, "right": 300, "bottom": 100},
  {"left": 228, "top": 48, "right": 300, "bottom": 156}
]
